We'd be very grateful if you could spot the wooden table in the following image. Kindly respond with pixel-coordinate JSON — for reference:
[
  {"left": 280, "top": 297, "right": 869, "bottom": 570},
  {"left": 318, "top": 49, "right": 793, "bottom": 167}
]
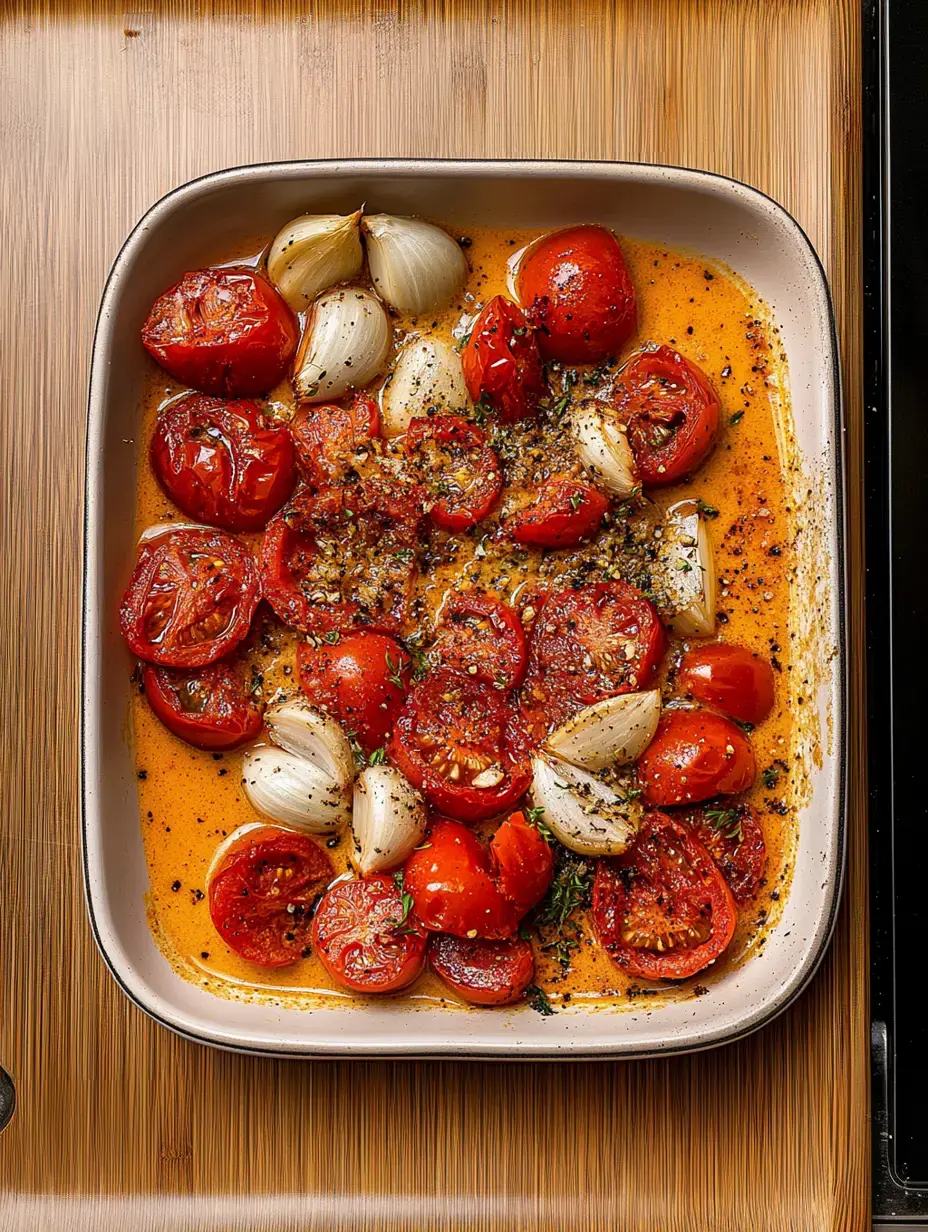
[{"left": 0, "top": 2, "right": 868, "bottom": 1227}]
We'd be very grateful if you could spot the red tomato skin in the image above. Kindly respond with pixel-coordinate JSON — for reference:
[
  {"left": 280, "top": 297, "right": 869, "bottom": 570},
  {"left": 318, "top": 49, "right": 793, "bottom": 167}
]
[
  {"left": 678, "top": 643, "right": 775, "bottom": 726},
  {"left": 291, "top": 394, "right": 380, "bottom": 486},
  {"left": 208, "top": 827, "right": 333, "bottom": 967},
  {"left": 517, "top": 226, "right": 636, "bottom": 364},
  {"left": 429, "top": 933, "right": 536, "bottom": 1006},
  {"left": 489, "top": 812, "right": 554, "bottom": 915},
  {"left": 150, "top": 394, "right": 296, "bottom": 531},
  {"left": 119, "top": 528, "right": 260, "bottom": 668},
  {"left": 311, "top": 874, "right": 428, "bottom": 994},
  {"left": 620, "top": 347, "right": 720, "bottom": 486},
  {"left": 433, "top": 592, "right": 528, "bottom": 689},
  {"left": 142, "top": 661, "right": 263, "bottom": 750},
  {"left": 405, "top": 415, "right": 502, "bottom": 531},
  {"left": 141, "top": 269, "right": 298, "bottom": 397},
  {"left": 505, "top": 478, "right": 609, "bottom": 548},
  {"left": 637, "top": 709, "right": 756, "bottom": 806},
  {"left": 404, "top": 821, "right": 521, "bottom": 940},
  {"left": 298, "top": 631, "right": 411, "bottom": 754},
  {"left": 686, "top": 804, "right": 767, "bottom": 904},
  {"left": 460, "top": 295, "right": 547, "bottom": 422}
]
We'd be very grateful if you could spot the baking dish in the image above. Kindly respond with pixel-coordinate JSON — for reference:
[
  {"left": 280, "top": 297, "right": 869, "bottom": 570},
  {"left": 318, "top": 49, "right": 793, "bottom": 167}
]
[{"left": 82, "top": 159, "right": 845, "bottom": 1057}]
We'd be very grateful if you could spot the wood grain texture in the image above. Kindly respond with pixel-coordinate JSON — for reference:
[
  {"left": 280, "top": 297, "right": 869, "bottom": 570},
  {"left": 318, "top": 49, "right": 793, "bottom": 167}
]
[{"left": 0, "top": 1, "right": 866, "bottom": 1229}]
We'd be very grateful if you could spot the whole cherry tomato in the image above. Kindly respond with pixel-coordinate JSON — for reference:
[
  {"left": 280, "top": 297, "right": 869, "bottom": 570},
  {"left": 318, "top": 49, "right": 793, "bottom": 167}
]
[
  {"left": 291, "top": 394, "right": 380, "bottom": 487},
  {"left": 142, "top": 660, "right": 262, "bottom": 750},
  {"left": 150, "top": 394, "right": 296, "bottom": 531},
  {"left": 432, "top": 591, "right": 528, "bottom": 689},
  {"left": 142, "top": 269, "right": 298, "bottom": 397},
  {"left": 505, "top": 478, "right": 609, "bottom": 548},
  {"left": 298, "top": 630, "right": 412, "bottom": 754},
  {"left": 678, "top": 642, "right": 775, "bottom": 726},
  {"left": 619, "top": 346, "right": 720, "bottom": 485},
  {"left": 637, "top": 709, "right": 756, "bottom": 806},
  {"left": 460, "top": 295, "right": 547, "bottom": 422},
  {"left": 429, "top": 933, "right": 536, "bottom": 1006},
  {"left": 405, "top": 415, "right": 502, "bottom": 531},
  {"left": 592, "top": 811, "right": 737, "bottom": 980},
  {"left": 208, "top": 826, "right": 333, "bottom": 967},
  {"left": 517, "top": 226, "right": 637, "bottom": 364}
]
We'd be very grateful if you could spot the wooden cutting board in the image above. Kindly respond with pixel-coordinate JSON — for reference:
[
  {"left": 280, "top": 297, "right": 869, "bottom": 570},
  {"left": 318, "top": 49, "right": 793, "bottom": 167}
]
[{"left": 0, "top": 1, "right": 867, "bottom": 1228}]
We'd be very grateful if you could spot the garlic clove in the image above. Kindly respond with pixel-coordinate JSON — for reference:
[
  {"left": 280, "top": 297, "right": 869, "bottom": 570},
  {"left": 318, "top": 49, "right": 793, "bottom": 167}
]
[
  {"left": 264, "top": 699, "right": 355, "bottom": 788},
  {"left": 350, "top": 764, "right": 427, "bottom": 876},
  {"left": 530, "top": 754, "right": 642, "bottom": 856},
  {"left": 660, "top": 499, "right": 717, "bottom": 637},
  {"left": 570, "top": 401, "right": 640, "bottom": 498},
  {"left": 267, "top": 210, "right": 364, "bottom": 311},
  {"left": 242, "top": 746, "right": 350, "bottom": 834},
  {"left": 545, "top": 691, "right": 662, "bottom": 771},
  {"left": 361, "top": 214, "right": 469, "bottom": 315},
  {"left": 294, "top": 287, "right": 391, "bottom": 404},
  {"left": 380, "top": 336, "right": 472, "bottom": 437}
]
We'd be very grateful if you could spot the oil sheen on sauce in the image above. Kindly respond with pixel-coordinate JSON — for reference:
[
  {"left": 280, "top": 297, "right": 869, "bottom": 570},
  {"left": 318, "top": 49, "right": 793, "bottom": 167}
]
[{"left": 132, "top": 226, "right": 796, "bottom": 1013}]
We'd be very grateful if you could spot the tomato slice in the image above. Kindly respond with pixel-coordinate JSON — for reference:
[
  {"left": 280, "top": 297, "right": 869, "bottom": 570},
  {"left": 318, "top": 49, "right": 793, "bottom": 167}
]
[
  {"left": 592, "top": 812, "right": 737, "bottom": 980},
  {"left": 260, "top": 477, "right": 425, "bottom": 635},
  {"left": 298, "top": 630, "right": 411, "bottom": 754},
  {"left": 637, "top": 709, "right": 756, "bottom": 806},
  {"left": 311, "top": 874, "right": 428, "bottom": 994},
  {"left": 429, "top": 933, "right": 536, "bottom": 1006},
  {"left": 517, "top": 225, "right": 637, "bottom": 364},
  {"left": 489, "top": 811, "right": 554, "bottom": 916},
  {"left": 405, "top": 820, "right": 521, "bottom": 939},
  {"left": 686, "top": 803, "right": 767, "bottom": 904},
  {"left": 505, "top": 478, "right": 609, "bottom": 548},
  {"left": 150, "top": 394, "right": 296, "bottom": 531},
  {"left": 432, "top": 592, "right": 528, "bottom": 689},
  {"left": 291, "top": 394, "right": 380, "bottom": 487},
  {"left": 460, "top": 295, "right": 547, "bottom": 422},
  {"left": 390, "top": 668, "right": 532, "bottom": 821},
  {"left": 619, "top": 347, "right": 720, "bottom": 486},
  {"left": 677, "top": 642, "right": 775, "bottom": 726},
  {"left": 208, "top": 826, "right": 333, "bottom": 967},
  {"left": 142, "top": 660, "right": 262, "bottom": 750},
  {"left": 142, "top": 269, "right": 298, "bottom": 397},
  {"left": 405, "top": 415, "right": 502, "bottom": 531},
  {"left": 120, "top": 528, "right": 260, "bottom": 667}
]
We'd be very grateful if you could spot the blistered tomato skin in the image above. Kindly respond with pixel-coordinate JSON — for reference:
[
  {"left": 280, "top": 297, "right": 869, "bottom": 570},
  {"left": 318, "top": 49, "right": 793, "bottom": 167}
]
[
  {"left": 298, "top": 631, "right": 411, "bottom": 754},
  {"left": 429, "top": 933, "right": 536, "bottom": 1005},
  {"left": 687, "top": 803, "right": 767, "bottom": 904},
  {"left": 637, "top": 709, "right": 756, "bottom": 807},
  {"left": 405, "top": 415, "right": 502, "bottom": 531},
  {"left": 505, "top": 478, "right": 609, "bottom": 548},
  {"left": 142, "top": 661, "right": 263, "bottom": 750},
  {"left": 432, "top": 592, "right": 528, "bottom": 689},
  {"left": 142, "top": 269, "right": 298, "bottom": 397},
  {"left": 291, "top": 394, "right": 380, "bottom": 487},
  {"left": 404, "top": 821, "right": 521, "bottom": 940},
  {"left": 150, "top": 394, "right": 296, "bottom": 531},
  {"left": 489, "top": 811, "right": 554, "bottom": 916},
  {"left": 517, "top": 225, "right": 637, "bottom": 364},
  {"left": 678, "top": 642, "right": 775, "bottom": 726},
  {"left": 460, "top": 295, "right": 547, "bottom": 422}
]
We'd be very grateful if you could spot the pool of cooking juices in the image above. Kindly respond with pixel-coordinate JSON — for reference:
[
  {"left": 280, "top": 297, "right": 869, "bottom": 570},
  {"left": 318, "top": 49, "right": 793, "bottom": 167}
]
[{"left": 125, "top": 208, "right": 797, "bottom": 1013}]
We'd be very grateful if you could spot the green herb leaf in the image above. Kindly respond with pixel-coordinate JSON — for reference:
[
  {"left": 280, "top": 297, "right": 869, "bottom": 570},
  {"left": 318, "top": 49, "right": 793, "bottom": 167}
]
[
  {"left": 385, "top": 649, "right": 406, "bottom": 689},
  {"left": 729, "top": 410, "right": 745, "bottom": 425},
  {"left": 525, "top": 984, "right": 556, "bottom": 1016},
  {"left": 369, "top": 746, "right": 388, "bottom": 766},
  {"left": 696, "top": 498, "right": 719, "bottom": 519},
  {"left": 323, "top": 629, "right": 341, "bottom": 645}
]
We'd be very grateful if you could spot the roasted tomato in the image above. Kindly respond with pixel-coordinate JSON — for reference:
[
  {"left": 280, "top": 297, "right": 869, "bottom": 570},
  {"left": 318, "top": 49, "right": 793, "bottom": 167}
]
[
  {"left": 311, "top": 874, "right": 427, "bottom": 994},
  {"left": 141, "top": 269, "right": 298, "bottom": 397},
  {"left": 592, "top": 812, "right": 737, "bottom": 980},
  {"left": 291, "top": 394, "right": 380, "bottom": 487},
  {"left": 405, "top": 415, "right": 502, "bottom": 531},
  {"left": 298, "top": 630, "right": 412, "bottom": 754},
  {"left": 460, "top": 295, "right": 547, "bottom": 422},
  {"left": 405, "top": 820, "right": 518, "bottom": 938},
  {"left": 489, "top": 811, "right": 554, "bottom": 915},
  {"left": 429, "top": 933, "right": 535, "bottom": 1006},
  {"left": 208, "top": 826, "right": 333, "bottom": 967},
  {"left": 678, "top": 642, "right": 775, "bottom": 726},
  {"left": 390, "top": 669, "right": 532, "bottom": 821},
  {"left": 516, "top": 225, "right": 636, "bottom": 364},
  {"left": 619, "top": 347, "right": 720, "bottom": 486},
  {"left": 637, "top": 709, "right": 756, "bottom": 806},
  {"left": 142, "top": 660, "right": 262, "bottom": 750},
  {"left": 687, "top": 803, "right": 767, "bottom": 904},
  {"left": 150, "top": 394, "right": 296, "bottom": 531},
  {"left": 432, "top": 592, "right": 528, "bottom": 689},
  {"left": 260, "top": 477, "right": 425, "bottom": 635},
  {"left": 120, "top": 528, "right": 260, "bottom": 668},
  {"left": 505, "top": 478, "right": 609, "bottom": 548}
]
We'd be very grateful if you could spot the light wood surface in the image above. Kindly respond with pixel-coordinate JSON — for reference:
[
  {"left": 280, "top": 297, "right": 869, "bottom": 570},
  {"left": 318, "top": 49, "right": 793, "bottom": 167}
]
[{"left": 0, "top": 2, "right": 867, "bottom": 1229}]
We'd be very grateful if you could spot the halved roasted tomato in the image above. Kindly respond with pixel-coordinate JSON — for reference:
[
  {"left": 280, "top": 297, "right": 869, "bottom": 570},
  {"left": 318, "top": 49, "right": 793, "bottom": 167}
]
[
  {"left": 142, "top": 659, "right": 262, "bottom": 750},
  {"left": 686, "top": 802, "right": 767, "bottom": 904},
  {"left": 291, "top": 393, "right": 380, "bottom": 487},
  {"left": 505, "top": 477, "right": 609, "bottom": 549},
  {"left": 429, "top": 933, "right": 536, "bottom": 1006},
  {"left": 460, "top": 295, "right": 547, "bottom": 422},
  {"left": 592, "top": 812, "right": 737, "bottom": 980},
  {"left": 432, "top": 592, "right": 527, "bottom": 690},
  {"left": 637, "top": 708, "right": 756, "bottom": 806},
  {"left": 405, "top": 415, "right": 502, "bottom": 530}
]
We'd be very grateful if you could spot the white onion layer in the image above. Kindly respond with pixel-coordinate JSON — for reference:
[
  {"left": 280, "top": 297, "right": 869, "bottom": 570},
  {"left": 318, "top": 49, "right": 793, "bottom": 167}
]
[
  {"left": 530, "top": 754, "right": 641, "bottom": 856},
  {"left": 545, "top": 691, "right": 661, "bottom": 771},
  {"left": 350, "top": 765, "right": 427, "bottom": 876},
  {"left": 294, "top": 288, "right": 390, "bottom": 403},
  {"left": 362, "top": 214, "right": 468, "bottom": 315},
  {"left": 242, "top": 747, "right": 350, "bottom": 834}
]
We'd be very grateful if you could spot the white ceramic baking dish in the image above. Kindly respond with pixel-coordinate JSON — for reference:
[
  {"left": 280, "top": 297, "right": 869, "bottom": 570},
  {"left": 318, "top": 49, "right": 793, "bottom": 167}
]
[{"left": 82, "top": 160, "right": 845, "bottom": 1057}]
